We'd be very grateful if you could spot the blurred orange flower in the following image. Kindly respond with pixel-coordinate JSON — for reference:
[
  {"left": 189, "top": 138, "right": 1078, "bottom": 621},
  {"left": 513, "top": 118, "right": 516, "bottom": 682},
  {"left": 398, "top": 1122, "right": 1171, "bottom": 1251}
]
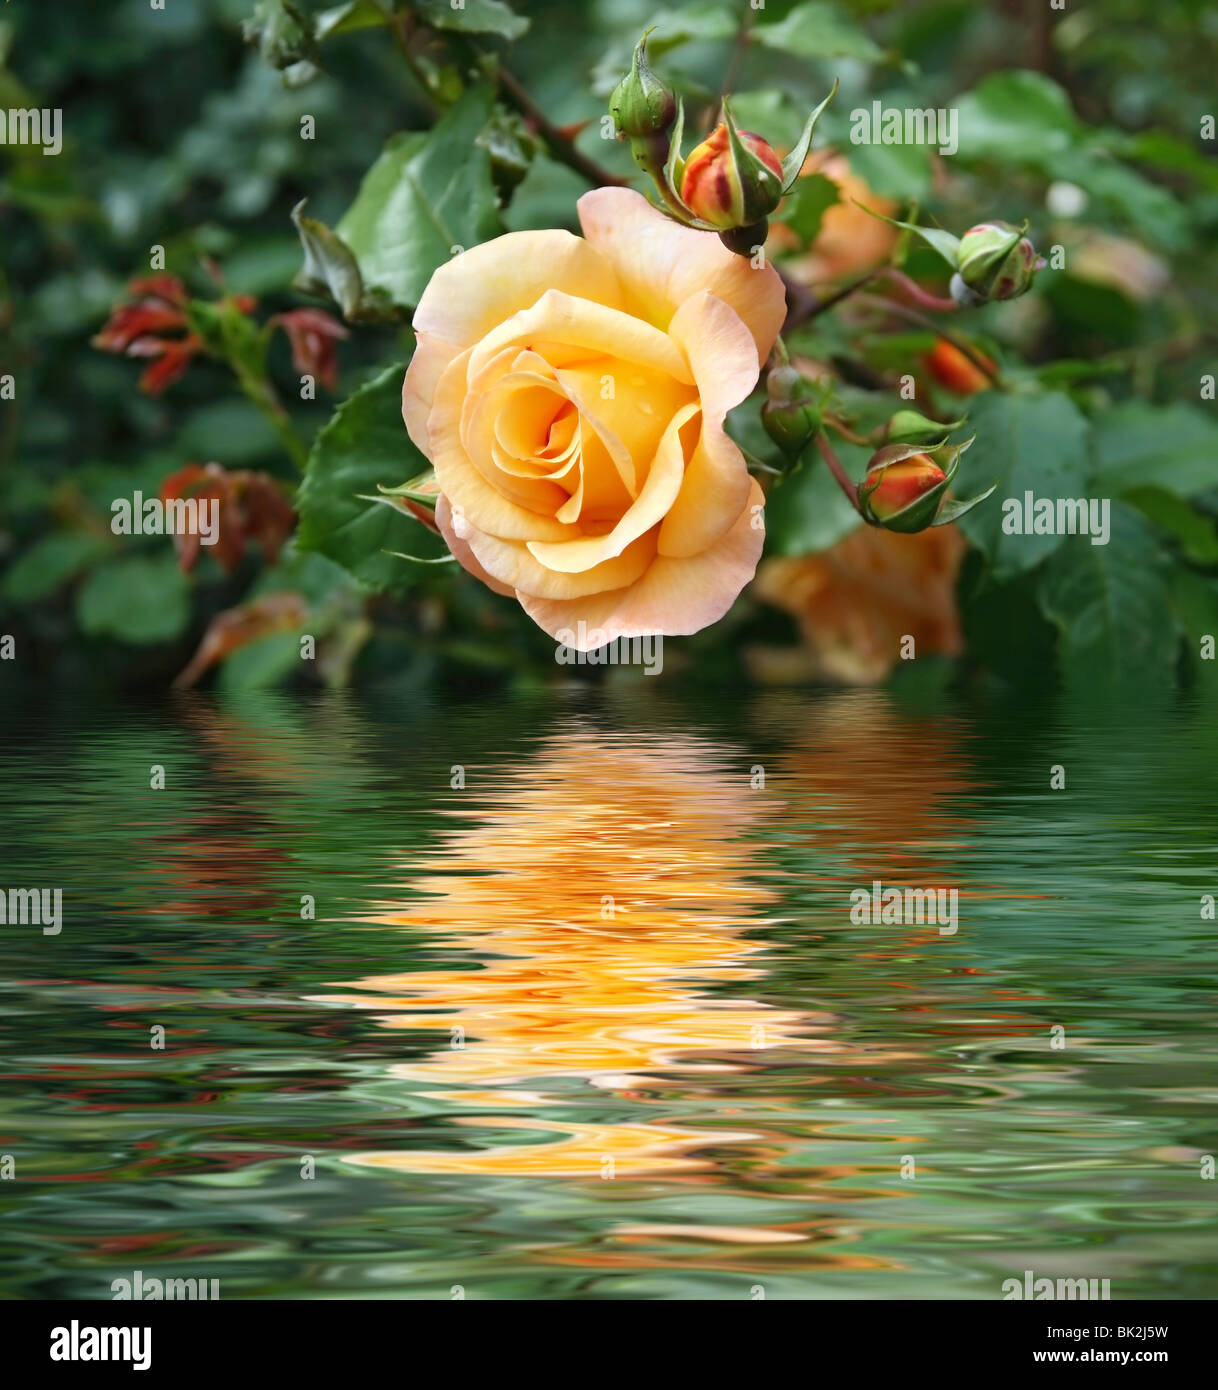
[
  {"left": 772, "top": 153, "right": 899, "bottom": 282},
  {"left": 751, "top": 524, "right": 967, "bottom": 685}
]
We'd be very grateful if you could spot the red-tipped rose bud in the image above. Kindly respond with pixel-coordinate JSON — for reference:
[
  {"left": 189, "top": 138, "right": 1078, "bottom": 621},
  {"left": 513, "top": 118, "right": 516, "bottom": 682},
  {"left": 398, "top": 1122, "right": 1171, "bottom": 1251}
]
[
  {"left": 857, "top": 437, "right": 993, "bottom": 532},
  {"left": 680, "top": 123, "right": 784, "bottom": 231},
  {"left": 861, "top": 455, "right": 946, "bottom": 521}
]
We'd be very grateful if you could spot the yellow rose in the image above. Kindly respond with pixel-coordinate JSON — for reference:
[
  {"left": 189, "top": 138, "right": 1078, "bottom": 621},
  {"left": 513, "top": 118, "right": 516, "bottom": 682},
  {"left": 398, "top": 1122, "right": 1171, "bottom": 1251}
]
[{"left": 402, "top": 187, "right": 785, "bottom": 650}]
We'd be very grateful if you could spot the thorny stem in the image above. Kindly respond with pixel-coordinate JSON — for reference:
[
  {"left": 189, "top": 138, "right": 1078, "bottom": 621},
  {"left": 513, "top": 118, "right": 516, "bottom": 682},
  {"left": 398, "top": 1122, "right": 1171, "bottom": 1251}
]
[
  {"left": 877, "top": 267, "right": 959, "bottom": 313},
  {"left": 495, "top": 66, "right": 628, "bottom": 189},
  {"left": 782, "top": 263, "right": 960, "bottom": 333},
  {"left": 815, "top": 432, "right": 863, "bottom": 513}
]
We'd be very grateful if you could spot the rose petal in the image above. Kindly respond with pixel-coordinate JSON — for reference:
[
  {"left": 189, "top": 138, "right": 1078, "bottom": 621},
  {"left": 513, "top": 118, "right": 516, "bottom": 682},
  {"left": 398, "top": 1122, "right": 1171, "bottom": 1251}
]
[
  {"left": 577, "top": 187, "right": 785, "bottom": 366},
  {"left": 659, "top": 291, "right": 760, "bottom": 558},
  {"left": 520, "top": 478, "right": 766, "bottom": 648}
]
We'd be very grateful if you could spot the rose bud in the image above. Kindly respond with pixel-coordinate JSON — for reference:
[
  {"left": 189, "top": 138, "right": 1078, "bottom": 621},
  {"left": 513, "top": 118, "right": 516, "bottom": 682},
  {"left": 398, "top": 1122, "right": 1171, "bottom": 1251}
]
[
  {"left": 924, "top": 338, "right": 994, "bottom": 396},
  {"left": 681, "top": 122, "right": 784, "bottom": 232},
  {"left": 857, "top": 437, "right": 992, "bottom": 533},
  {"left": 953, "top": 221, "right": 1042, "bottom": 304},
  {"left": 861, "top": 453, "right": 946, "bottom": 524},
  {"left": 762, "top": 365, "right": 822, "bottom": 460},
  {"left": 883, "top": 407, "right": 967, "bottom": 446},
  {"left": 610, "top": 30, "right": 677, "bottom": 179}
]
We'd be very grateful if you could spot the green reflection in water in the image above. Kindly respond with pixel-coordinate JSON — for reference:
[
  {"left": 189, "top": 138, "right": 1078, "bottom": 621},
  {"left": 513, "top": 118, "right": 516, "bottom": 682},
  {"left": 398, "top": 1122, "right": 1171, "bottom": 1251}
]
[{"left": 0, "top": 684, "right": 1215, "bottom": 1299}]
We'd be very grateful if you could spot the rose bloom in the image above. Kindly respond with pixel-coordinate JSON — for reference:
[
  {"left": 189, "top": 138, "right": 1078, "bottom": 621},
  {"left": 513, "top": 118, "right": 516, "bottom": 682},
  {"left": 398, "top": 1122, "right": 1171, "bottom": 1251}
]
[
  {"left": 402, "top": 187, "right": 785, "bottom": 650},
  {"left": 750, "top": 524, "right": 967, "bottom": 685}
]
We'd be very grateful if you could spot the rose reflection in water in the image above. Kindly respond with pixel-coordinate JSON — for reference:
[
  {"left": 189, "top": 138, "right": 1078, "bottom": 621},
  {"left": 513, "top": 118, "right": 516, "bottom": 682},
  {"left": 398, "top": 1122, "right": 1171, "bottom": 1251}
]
[{"left": 313, "top": 729, "right": 836, "bottom": 1177}]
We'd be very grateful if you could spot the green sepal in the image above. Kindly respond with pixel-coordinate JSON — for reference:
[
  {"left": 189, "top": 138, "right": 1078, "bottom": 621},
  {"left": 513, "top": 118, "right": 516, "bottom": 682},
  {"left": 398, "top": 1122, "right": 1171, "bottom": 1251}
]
[
  {"left": 662, "top": 97, "right": 687, "bottom": 205},
  {"left": 931, "top": 483, "right": 998, "bottom": 526},
  {"left": 854, "top": 201, "right": 961, "bottom": 270},
  {"left": 780, "top": 80, "right": 839, "bottom": 193},
  {"left": 722, "top": 100, "right": 782, "bottom": 223}
]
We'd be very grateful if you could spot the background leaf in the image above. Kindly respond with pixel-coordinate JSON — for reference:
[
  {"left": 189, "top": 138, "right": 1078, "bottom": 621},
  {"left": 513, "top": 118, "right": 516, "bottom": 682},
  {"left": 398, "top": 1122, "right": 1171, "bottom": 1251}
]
[
  {"left": 1090, "top": 402, "right": 1218, "bottom": 499},
  {"left": 763, "top": 441, "right": 868, "bottom": 557},
  {"left": 75, "top": 556, "right": 191, "bottom": 645},
  {"left": 754, "top": 3, "right": 884, "bottom": 63},
  {"left": 954, "top": 391, "right": 1091, "bottom": 578},
  {"left": 296, "top": 364, "right": 445, "bottom": 593},
  {"left": 336, "top": 86, "right": 504, "bottom": 311},
  {"left": 413, "top": 0, "right": 530, "bottom": 41},
  {"left": 1036, "top": 503, "right": 1179, "bottom": 690}
]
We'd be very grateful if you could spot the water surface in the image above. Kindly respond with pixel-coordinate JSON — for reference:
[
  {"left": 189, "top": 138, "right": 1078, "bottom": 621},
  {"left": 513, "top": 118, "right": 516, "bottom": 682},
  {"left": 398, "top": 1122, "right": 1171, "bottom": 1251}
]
[{"left": 1, "top": 684, "right": 1215, "bottom": 1299}]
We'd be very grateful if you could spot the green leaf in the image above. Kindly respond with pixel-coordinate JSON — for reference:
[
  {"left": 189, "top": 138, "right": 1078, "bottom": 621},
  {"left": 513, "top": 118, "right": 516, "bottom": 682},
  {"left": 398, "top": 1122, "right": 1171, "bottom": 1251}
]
[
  {"left": 839, "top": 139, "right": 931, "bottom": 202},
  {"left": 776, "top": 172, "right": 838, "bottom": 246},
  {"left": 953, "top": 391, "right": 1090, "bottom": 577},
  {"left": 763, "top": 440, "right": 869, "bottom": 556},
  {"left": 336, "top": 85, "right": 503, "bottom": 312},
  {"left": 1053, "top": 147, "right": 1189, "bottom": 253},
  {"left": 1170, "top": 570, "right": 1218, "bottom": 696},
  {"left": 1036, "top": 503, "right": 1179, "bottom": 691},
  {"left": 242, "top": 0, "right": 319, "bottom": 70},
  {"left": 1124, "top": 487, "right": 1218, "bottom": 565},
  {"left": 413, "top": 0, "right": 529, "bottom": 41},
  {"left": 755, "top": 3, "right": 884, "bottom": 63},
  {"left": 952, "top": 72, "right": 1188, "bottom": 251},
  {"left": 296, "top": 364, "right": 446, "bottom": 593},
  {"left": 291, "top": 199, "right": 397, "bottom": 323},
  {"left": 646, "top": 3, "right": 737, "bottom": 54},
  {"left": 75, "top": 556, "right": 191, "bottom": 645},
  {"left": 218, "top": 630, "right": 307, "bottom": 692},
  {"left": 1090, "top": 402, "right": 1218, "bottom": 499},
  {"left": 3, "top": 532, "right": 111, "bottom": 603},
  {"left": 953, "top": 71, "right": 1081, "bottom": 162},
  {"left": 503, "top": 154, "right": 585, "bottom": 232}
]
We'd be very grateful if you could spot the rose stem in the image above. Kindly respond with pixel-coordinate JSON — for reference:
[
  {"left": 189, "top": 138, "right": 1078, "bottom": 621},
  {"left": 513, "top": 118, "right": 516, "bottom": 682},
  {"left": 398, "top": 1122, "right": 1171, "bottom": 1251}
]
[
  {"left": 814, "top": 432, "right": 863, "bottom": 513},
  {"left": 495, "top": 67, "right": 629, "bottom": 188}
]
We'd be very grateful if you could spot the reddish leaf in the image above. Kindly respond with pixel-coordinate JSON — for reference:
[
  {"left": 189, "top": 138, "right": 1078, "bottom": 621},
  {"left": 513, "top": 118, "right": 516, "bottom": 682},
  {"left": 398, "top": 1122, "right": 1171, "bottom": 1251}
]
[
  {"left": 272, "top": 308, "right": 348, "bottom": 391},
  {"left": 173, "top": 593, "right": 309, "bottom": 689}
]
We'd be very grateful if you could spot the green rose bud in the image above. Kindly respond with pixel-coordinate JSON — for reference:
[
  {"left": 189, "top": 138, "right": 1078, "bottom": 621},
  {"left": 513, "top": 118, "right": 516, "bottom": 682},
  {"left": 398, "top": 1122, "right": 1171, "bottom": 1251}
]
[
  {"left": 954, "top": 222, "right": 1042, "bottom": 304},
  {"left": 610, "top": 31, "right": 677, "bottom": 142},
  {"left": 761, "top": 365, "right": 822, "bottom": 460}
]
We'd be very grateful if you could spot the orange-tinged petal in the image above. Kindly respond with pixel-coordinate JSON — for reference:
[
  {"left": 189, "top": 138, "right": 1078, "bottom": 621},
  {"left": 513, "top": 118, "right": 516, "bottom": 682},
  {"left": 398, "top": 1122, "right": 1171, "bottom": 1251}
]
[
  {"left": 657, "top": 290, "right": 760, "bottom": 558},
  {"left": 520, "top": 478, "right": 765, "bottom": 648},
  {"left": 527, "top": 402, "right": 698, "bottom": 574}
]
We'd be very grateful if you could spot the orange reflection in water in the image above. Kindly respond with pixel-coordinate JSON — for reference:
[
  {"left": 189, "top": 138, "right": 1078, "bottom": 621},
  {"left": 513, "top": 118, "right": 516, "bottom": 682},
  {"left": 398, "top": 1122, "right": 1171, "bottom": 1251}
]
[{"left": 313, "top": 730, "right": 835, "bottom": 1177}]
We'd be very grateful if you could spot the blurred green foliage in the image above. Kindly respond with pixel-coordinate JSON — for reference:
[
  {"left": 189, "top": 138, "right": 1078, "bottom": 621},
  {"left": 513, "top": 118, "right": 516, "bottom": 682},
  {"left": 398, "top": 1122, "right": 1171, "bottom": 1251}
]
[{"left": 1, "top": 0, "right": 1216, "bottom": 695}]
